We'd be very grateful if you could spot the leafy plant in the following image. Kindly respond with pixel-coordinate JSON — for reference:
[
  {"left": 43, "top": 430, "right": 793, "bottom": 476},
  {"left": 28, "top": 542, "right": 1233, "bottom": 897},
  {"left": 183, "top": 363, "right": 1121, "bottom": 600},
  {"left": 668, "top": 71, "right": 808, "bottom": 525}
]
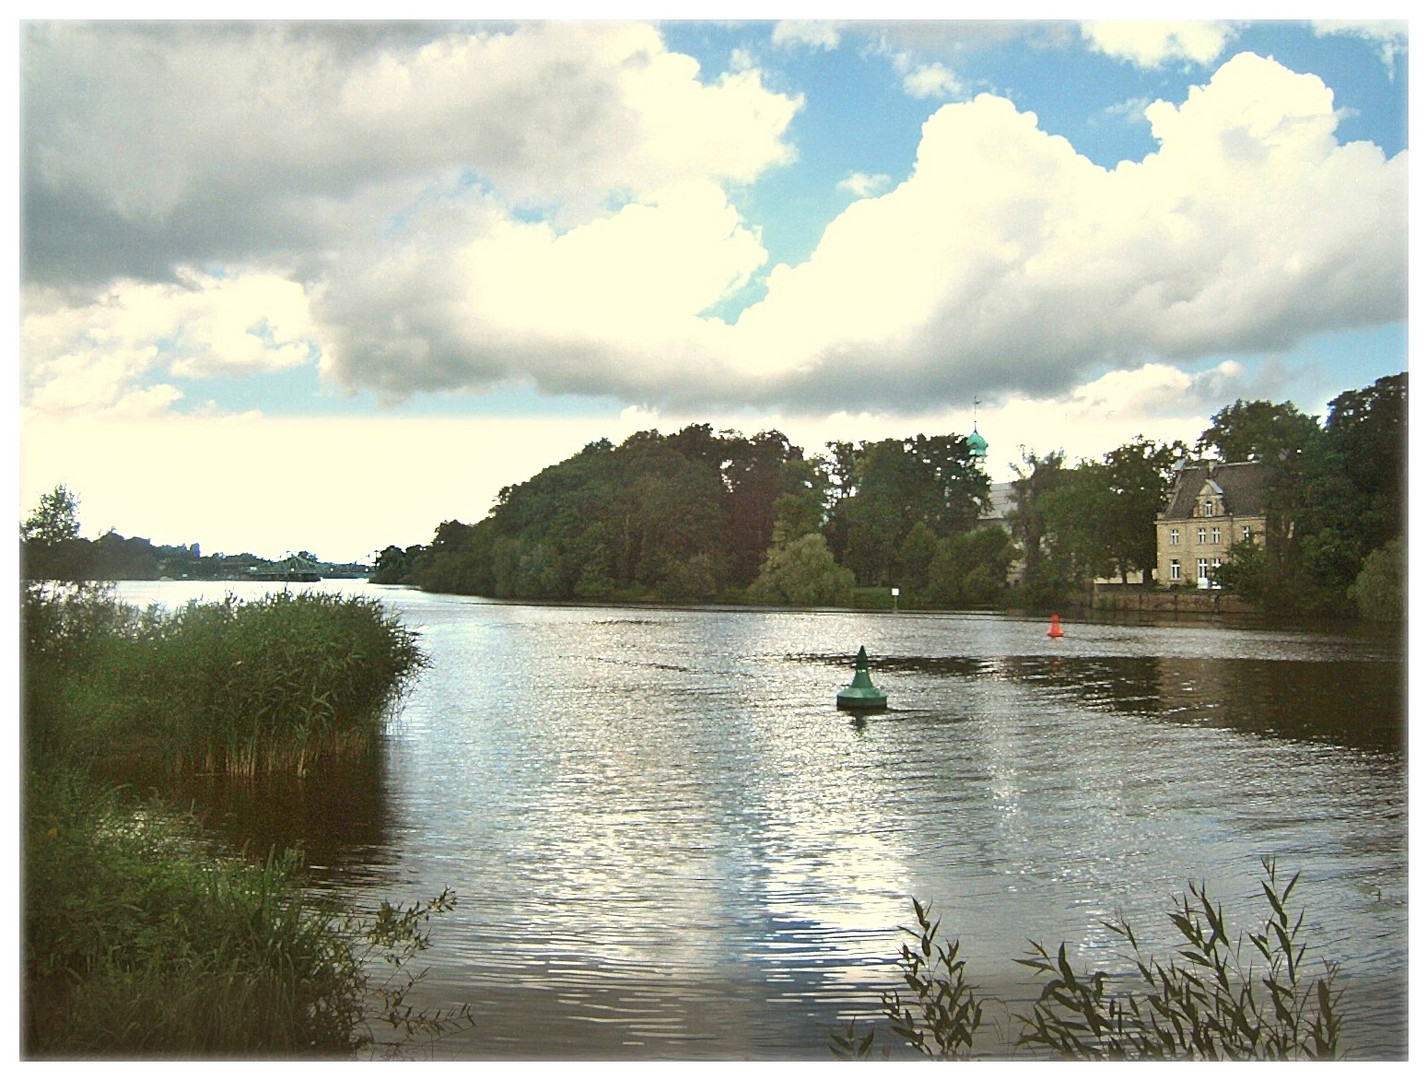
[
  {"left": 22, "top": 585, "right": 427, "bottom": 779},
  {"left": 834, "top": 860, "right": 1341, "bottom": 1061},
  {"left": 1016, "top": 858, "right": 1340, "bottom": 1060}
]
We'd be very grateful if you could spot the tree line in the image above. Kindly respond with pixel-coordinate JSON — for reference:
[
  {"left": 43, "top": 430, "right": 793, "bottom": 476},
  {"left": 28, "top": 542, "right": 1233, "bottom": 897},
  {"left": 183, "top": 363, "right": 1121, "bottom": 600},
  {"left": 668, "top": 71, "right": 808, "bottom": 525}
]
[
  {"left": 374, "top": 373, "right": 1403, "bottom": 620},
  {"left": 18, "top": 490, "right": 368, "bottom": 582}
]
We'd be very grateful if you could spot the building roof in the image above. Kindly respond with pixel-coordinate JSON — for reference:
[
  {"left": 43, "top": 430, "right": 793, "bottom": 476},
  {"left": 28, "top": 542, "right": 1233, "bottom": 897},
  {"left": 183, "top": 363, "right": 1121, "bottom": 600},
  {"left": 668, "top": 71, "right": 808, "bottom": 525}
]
[{"left": 1161, "top": 461, "right": 1270, "bottom": 520}]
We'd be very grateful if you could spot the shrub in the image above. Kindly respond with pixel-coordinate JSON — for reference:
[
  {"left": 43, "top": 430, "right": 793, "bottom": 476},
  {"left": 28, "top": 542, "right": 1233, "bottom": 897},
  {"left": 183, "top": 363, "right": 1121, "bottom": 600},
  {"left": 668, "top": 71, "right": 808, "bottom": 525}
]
[{"left": 1350, "top": 539, "right": 1405, "bottom": 623}]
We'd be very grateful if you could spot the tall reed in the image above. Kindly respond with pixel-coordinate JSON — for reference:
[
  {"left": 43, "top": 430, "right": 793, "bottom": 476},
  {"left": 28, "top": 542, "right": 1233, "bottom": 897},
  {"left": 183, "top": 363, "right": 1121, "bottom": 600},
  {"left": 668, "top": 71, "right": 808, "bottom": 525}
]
[{"left": 23, "top": 585, "right": 427, "bottom": 779}]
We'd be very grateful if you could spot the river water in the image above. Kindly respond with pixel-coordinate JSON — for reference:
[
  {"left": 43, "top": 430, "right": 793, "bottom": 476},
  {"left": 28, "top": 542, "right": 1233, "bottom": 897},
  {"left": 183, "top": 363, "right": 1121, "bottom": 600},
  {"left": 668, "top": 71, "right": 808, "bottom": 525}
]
[{"left": 115, "top": 580, "right": 1408, "bottom": 1060}]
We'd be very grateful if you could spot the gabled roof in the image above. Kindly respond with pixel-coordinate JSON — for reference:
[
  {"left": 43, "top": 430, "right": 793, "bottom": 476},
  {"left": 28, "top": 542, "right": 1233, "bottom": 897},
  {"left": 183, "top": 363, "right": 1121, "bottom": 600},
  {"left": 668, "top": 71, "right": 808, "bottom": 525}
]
[{"left": 1161, "top": 461, "right": 1269, "bottom": 520}]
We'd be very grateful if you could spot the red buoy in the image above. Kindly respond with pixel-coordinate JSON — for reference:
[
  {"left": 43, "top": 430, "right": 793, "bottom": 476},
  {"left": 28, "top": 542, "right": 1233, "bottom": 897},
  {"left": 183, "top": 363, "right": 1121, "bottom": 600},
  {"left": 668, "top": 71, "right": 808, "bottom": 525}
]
[{"left": 1047, "top": 613, "right": 1064, "bottom": 638}]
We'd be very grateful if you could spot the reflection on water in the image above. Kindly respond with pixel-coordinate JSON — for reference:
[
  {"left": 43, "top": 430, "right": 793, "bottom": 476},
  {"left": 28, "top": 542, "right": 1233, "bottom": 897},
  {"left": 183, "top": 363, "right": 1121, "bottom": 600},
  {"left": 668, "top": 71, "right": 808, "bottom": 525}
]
[
  {"left": 113, "top": 582, "right": 1407, "bottom": 1059},
  {"left": 842, "top": 652, "right": 1405, "bottom": 752},
  {"left": 149, "top": 747, "right": 397, "bottom": 885}
]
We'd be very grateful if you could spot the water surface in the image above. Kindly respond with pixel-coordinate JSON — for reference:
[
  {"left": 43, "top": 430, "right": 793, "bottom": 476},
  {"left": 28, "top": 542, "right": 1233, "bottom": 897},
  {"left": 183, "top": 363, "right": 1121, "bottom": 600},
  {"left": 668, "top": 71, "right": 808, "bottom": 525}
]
[{"left": 116, "top": 581, "right": 1407, "bottom": 1059}]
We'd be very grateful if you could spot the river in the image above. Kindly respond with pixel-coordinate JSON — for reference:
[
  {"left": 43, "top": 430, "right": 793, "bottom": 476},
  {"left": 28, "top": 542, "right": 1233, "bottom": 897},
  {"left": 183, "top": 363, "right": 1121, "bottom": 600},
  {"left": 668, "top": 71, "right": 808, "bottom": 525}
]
[{"left": 115, "top": 579, "right": 1408, "bottom": 1060}]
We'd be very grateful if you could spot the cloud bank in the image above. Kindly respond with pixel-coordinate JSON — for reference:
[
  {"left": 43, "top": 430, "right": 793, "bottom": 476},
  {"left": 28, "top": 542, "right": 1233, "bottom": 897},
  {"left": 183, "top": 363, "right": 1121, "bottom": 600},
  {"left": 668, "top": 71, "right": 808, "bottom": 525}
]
[{"left": 22, "top": 24, "right": 1407, "bottom": 420}]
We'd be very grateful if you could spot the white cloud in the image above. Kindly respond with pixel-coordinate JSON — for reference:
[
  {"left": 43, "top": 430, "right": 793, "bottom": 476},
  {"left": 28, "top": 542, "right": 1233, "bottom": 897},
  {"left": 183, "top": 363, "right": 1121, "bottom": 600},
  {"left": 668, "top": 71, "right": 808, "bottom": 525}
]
[
  {"left": 837, "top": 172, "right": 894, "bottom": 197},
  {"left": 21, "top": 33, "right": 1406, "bottom": 419},
  {"left": 313, "top": 177, "right": 765, "bottom": 402},
  {"left": 24, "top": 22, "right": 802, "bottom": 278},
  {"left": 717, "top": 52, "right": 1404, "bottom": 408},
  {"left": 1082, "top": 21, "right": 1235, "bottom": 69},
  {"left": 901, "top": 60, "right": 962, "bottom": 100},
  {"left": 1102, "top": 96, "right": 1153, "bottom": 124},
  {"left": 22, "top": 270, "right": 322, "bottom": 417},
  {"left": 771, "top": 22, "right": 842, "bottom": 51}
]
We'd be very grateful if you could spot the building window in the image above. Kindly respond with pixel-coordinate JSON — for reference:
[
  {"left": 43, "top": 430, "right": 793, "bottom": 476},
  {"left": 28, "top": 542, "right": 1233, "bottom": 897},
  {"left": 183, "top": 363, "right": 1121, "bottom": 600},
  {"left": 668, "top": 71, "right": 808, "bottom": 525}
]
[
  {"left": 1169, "top": 528, "right": 1180, "bottom": 546},
  {"left": 1211, "top": 527, "right": 1221, "bottom": 545},
  {"left": 1242, "top": 526, "right": 1252, "bottom": 542},
  {"left": 1197, "top": 558, "right": 1210, "bottom": 582},
  {"left": 1197, "top": 527, "right": 1207, "bottom": 544},
  {"left": 1204, "top": 500, "right": 1216, "bottom": 517},
  {"left": 1170, "top": 559, "right": 1181, "bottom": 581},
  {"left": 1212, "top": 557, "right": 1222, "bottom": 571}
]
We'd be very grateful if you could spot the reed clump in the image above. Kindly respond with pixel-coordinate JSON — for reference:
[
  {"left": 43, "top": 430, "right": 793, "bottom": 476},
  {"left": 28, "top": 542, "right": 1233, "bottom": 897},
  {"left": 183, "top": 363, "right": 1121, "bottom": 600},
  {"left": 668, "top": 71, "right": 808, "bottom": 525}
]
[
  {"left": 23, "top": 584, "right": 427, "bottom": 779},
  {"left": 21, "top": 584, "right": 475, "bottom": 1058}
]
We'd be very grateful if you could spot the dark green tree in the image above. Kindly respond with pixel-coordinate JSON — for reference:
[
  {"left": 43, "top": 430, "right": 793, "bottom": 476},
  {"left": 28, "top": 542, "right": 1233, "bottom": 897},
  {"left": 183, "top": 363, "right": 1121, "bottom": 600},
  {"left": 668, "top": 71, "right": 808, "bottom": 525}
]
[
  {"left": 21, "top": 484, "right": 93, "bottom": 582},
  {"left": 923, "top": 527, "right": 1015, "bottom": 608},
  {"left": 1006, "top": 450, "right": 1070, "bottom": 608},
  {"left": 1197, "top": 400, "right": 1324, "bottom": 612},
  {"left": 831, "top": 435, "right": 988, "bottom": 587}
]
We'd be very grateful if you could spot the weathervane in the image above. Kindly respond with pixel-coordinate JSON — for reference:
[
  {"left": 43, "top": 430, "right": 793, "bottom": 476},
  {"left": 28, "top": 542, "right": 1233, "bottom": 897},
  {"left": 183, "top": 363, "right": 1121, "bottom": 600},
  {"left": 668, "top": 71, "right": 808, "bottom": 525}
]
[{"left": 968, "top": 396, "right": 988, "bottom": 460}]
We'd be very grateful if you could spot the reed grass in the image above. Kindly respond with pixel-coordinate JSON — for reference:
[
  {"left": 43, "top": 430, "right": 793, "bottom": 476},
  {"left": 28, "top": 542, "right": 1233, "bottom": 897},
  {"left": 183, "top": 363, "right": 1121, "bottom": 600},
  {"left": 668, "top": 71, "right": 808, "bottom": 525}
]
[
  {"left": 23, "top": 584, "right": 427, "bottom": 779},
  {"left": 21, "top": 585, "right": 469, "bottom": 1058}
]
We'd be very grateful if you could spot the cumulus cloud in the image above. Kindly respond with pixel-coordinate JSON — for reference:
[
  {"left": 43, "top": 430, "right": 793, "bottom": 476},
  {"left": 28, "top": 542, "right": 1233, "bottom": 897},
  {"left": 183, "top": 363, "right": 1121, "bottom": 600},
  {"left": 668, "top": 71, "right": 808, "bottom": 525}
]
[
  {"left": 771, "top": 21, "right": 842, "bottom": 51},
  {"left": 22, "top": 270, "right": 322, "bottom": 417},
  {"left": 717, "top": 53, "right": 1404, "bottom": 410},
  {"left": 313, "top": 177, "right": 766, "bottom": 402},
  {"left": 1082, "top": 21, "right": 1235, "bottom": 69},
  {"left": 21, "top": 28, "right": 1407, "bottom": 419},
  {"left": 899, "top": 60, "right": 962, "bottom": 99},
  {"left": 22, "top": 22, "right": 802, "bottom": 285}
]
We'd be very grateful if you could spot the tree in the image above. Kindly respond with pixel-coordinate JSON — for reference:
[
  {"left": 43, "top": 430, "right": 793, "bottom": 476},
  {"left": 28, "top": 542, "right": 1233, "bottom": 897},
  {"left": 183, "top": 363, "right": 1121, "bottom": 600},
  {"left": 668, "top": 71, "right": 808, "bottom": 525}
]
[
  {"left": 1006, "top": 450, "right": 1070, "bottom": 607},
  {"left": 1299, "top": 372, "right": 1406, "bottom": 571},
  {"left": 1197, "top": 401, "right": 1324, "bottom": 611},
  {"left": 22, "top": 484, "right": 82, "bottom": 546},
  {"left": 923, "top": 527, "right": 1014, "bottom": 608},
  {"left": 830, "top": 435, "right": 988, "bottom": 586},
  {"left": 1099, "top": 437, "right": 1187, "bottom": 582},
  {"left": 1195, "top": 399, "right": 1322, "bottom": 464},
  {"left": 747, "top": 533, "right": 855, "bottom": 607},
  {"left": 21, "top": 484, "right": 93, "bottom": 582},
  {"left": 1040, "top": 464, "right": 1118, "bottom": 592},
  {"left": 1350, "top": 540, "right": 1404, "bottom": 624}
]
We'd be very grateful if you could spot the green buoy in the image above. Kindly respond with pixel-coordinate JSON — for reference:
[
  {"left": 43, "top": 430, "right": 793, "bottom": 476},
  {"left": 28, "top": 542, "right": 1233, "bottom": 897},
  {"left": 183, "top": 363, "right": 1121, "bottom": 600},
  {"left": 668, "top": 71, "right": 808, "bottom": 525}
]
[{"left": 837, "top": 646, "right": 888, "bottom": 711}]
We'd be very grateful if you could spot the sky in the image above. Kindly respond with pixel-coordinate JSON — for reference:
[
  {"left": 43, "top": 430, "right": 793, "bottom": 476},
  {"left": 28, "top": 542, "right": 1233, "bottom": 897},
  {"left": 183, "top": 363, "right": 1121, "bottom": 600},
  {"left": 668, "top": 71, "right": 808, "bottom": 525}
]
[{"left": 14, "top": 9, "right": 1412, "bottom": 564}]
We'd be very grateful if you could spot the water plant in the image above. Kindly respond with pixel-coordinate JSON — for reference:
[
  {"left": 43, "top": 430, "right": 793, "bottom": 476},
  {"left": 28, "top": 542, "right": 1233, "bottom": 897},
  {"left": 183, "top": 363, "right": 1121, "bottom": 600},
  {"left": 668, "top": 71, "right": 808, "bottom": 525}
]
[
  {"left": 21, "top": 583, "right": 463, "bottom": 1057},
  {"left": 22, "top": 584, "right": 427, "bottom": 778},
  {"left": 832, "top": 858, "right": 1342, "bottom": 1061},
  {"left": 23, "top": 768, "right": 472, "bottom": 1058}
]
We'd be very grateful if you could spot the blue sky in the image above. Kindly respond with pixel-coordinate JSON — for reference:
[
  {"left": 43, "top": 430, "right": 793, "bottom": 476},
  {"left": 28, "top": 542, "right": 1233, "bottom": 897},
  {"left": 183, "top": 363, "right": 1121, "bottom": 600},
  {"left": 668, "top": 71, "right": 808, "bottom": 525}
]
[{"left": 17, "top": 13, "right": 1409, "bottom": 562}]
